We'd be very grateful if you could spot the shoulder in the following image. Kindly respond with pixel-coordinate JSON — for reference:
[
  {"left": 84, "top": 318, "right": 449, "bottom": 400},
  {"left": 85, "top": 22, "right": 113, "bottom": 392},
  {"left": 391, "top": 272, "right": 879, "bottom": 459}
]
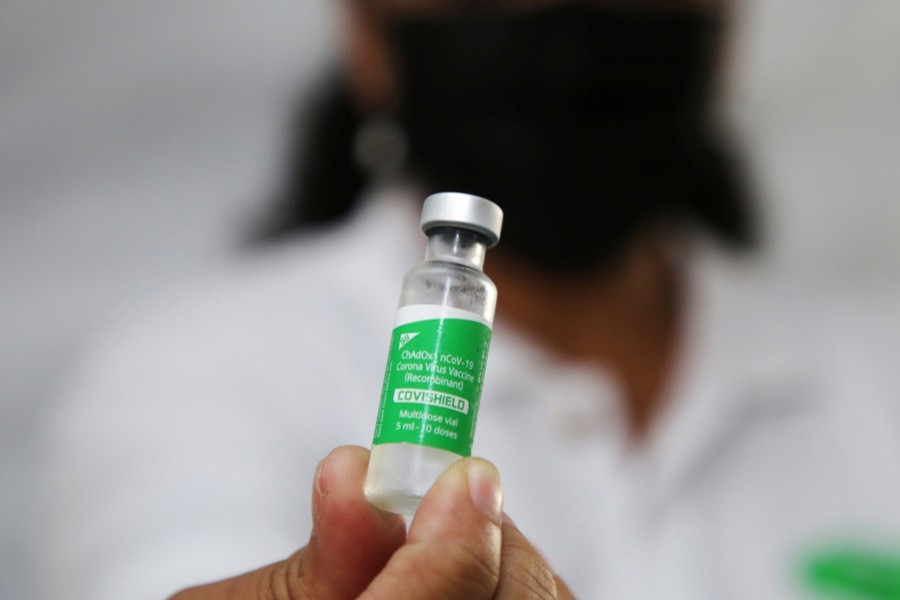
[
  {"left": 46, "top": 190, "right": 421, "bottom": 445},
  {"left": 34, "top": 192, "right": 422, "bottom": 597}
]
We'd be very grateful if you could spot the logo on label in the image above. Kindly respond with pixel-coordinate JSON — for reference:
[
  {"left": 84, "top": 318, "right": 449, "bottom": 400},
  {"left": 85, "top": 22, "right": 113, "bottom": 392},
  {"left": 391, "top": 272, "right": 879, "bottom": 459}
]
[
  {"left": 398, "top": 332, "right": 420, "bottom": 348},
  {"left": 393, "top": 388, "right": 470, "bottom": 414}
]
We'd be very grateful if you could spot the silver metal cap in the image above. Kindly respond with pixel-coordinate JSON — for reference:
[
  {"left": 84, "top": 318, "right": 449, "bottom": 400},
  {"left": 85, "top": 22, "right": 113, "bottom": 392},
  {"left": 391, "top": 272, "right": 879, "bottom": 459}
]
[{"left": 420, "top": 192, "right": 503, "bottom": 247}]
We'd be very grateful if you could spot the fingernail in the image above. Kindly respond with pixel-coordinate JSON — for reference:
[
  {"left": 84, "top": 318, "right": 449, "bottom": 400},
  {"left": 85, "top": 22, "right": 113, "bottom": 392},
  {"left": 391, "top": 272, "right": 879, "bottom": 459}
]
[
  {"left": 468, "top": 460, "right": 503, "bottom": 525},
  {"left": 310, "top": 455, "right": 329, "bottom": 541},
  {"left": 314, "top": 455, "right": 328, "bottom": 497}
]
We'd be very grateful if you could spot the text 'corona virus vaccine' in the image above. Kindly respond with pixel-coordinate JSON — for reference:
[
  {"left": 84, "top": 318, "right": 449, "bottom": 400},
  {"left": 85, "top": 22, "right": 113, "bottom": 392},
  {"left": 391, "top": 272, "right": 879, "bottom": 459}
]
[{"left": 364, "top": 192, "right": 503, "bottom": 515}]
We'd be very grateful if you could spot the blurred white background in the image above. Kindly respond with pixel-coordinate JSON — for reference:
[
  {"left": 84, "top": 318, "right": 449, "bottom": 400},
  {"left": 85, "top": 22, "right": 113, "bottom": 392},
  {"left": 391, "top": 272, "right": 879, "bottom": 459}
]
[
  {"left": 728, "top": 0, "right": 900, "bottom": 287},
  {"left": 0, "top": 1, "right": 334, "bottom": 597},
  {"left": 1, "top": 0, "right": 898, "bottom": 598}
]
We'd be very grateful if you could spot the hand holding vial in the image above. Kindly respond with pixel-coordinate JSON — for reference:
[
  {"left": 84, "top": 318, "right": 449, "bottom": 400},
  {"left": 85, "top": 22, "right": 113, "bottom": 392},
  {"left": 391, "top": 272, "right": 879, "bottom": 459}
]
[{"left": 169, "top": 446, "right": 574, "bottom": 600}]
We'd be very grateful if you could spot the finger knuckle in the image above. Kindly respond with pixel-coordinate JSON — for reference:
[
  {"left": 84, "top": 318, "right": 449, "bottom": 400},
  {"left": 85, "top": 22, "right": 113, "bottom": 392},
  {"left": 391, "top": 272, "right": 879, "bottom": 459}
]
[
  {"left": 260, "top": 552, "right": 316, "bottom": 600},
  {"left": 498, "top": 533, "right": 558, "bottom": 599},
  {"left": 502, "top": 556, "right": 558, "bottom": 599},
  {"left": 390, "top": 542, "right": 500, "bottom": 598}
]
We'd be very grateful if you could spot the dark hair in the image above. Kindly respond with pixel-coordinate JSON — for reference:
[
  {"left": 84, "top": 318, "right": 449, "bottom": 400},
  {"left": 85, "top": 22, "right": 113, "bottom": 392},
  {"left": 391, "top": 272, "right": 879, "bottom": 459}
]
[
  {"left": 254, "top": 73, "right": 367, "bottom": 241},
  {"left": 256, "top": 71, "right": 755, "bottom": 249}
]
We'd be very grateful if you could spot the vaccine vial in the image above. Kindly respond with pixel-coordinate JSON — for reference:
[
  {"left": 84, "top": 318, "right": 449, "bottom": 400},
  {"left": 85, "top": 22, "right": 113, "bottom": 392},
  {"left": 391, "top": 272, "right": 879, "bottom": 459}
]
[{"left": 364, "top": 192, "right": 503, "bottom": 515}]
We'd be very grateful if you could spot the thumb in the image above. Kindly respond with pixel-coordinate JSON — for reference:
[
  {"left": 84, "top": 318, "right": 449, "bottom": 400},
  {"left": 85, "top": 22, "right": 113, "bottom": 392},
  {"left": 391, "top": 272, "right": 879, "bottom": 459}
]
[
  {"left": 360, "top": 457, "right": 504, "bottom": 600},
  {"left": 170, "top": 446, "right": 406, "bottom": 599}
]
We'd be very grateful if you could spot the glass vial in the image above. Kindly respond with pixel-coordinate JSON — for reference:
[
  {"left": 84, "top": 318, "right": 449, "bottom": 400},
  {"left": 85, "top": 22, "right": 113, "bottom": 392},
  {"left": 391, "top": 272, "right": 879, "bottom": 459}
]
[{"left": 365, "top": 192, "right": 503, "bottom": 515}]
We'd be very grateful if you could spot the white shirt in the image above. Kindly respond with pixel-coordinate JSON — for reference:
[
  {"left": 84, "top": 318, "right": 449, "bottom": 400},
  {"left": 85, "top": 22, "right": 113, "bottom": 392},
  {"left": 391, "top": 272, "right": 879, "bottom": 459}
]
[{"left": 36, "top": 188, "right": 900, "bottom": 599}]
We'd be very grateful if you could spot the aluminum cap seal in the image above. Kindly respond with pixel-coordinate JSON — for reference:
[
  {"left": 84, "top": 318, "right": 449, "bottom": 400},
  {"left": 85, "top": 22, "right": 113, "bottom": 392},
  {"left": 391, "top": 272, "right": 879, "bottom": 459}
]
[{"left": 420, "top": 192, "right": 503, "bottom": 247}]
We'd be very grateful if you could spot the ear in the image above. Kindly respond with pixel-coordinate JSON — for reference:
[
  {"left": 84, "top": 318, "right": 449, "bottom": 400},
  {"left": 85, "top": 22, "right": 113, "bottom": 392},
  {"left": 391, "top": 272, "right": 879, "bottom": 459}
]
[{"left": 339, "top": 1, "right": 399, "bottom": 113}]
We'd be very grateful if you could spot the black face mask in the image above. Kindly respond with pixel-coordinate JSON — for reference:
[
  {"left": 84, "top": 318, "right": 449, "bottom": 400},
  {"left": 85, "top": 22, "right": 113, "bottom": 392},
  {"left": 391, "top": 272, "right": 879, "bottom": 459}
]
[{"left": 390, "top": 4, "right": 751, "bottom": 273}]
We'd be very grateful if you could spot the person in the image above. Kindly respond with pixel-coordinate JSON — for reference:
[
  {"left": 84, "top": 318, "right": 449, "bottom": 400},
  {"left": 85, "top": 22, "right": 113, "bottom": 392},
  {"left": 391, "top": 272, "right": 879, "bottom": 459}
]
[{"left": 36, "top": 0, "right": 900, "bottom": 599}]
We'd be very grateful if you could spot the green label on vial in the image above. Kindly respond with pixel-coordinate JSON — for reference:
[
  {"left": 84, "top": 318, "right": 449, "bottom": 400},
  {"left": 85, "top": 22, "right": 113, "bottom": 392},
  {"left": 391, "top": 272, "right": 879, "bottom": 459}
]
[{"left": 372, "top": 314, "right": 492, "bottom": 457}]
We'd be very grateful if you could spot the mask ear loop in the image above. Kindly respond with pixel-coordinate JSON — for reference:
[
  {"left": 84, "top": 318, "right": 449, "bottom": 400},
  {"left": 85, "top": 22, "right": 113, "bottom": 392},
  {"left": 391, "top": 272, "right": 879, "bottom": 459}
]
[{"left": 353, "top": 116, "right": 409, "bottom": 182}]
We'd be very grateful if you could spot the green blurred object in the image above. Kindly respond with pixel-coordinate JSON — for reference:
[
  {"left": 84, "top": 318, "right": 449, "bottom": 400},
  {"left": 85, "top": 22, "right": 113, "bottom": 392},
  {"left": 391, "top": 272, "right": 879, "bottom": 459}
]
[{"left": 805, "top": 546, "right": 900, "bottom": 599}]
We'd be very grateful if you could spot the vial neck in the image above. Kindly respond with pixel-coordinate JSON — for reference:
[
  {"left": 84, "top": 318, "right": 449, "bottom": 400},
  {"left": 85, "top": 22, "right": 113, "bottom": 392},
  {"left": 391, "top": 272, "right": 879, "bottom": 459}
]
[{"left": 424, "top": 228, "right": 488, "bottom": 271}]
